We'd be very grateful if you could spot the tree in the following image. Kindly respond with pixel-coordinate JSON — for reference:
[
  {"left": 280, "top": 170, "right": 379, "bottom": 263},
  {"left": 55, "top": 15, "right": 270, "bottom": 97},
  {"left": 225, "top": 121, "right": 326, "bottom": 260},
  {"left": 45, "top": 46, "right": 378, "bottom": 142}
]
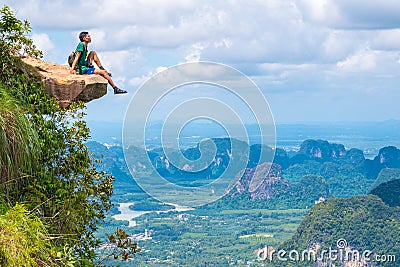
[
  {"left": 0, "top": 5, "right": 115, "bottom": 266},
  {"left": 0, "top": 5, "right": 42, "bottom": 58}
]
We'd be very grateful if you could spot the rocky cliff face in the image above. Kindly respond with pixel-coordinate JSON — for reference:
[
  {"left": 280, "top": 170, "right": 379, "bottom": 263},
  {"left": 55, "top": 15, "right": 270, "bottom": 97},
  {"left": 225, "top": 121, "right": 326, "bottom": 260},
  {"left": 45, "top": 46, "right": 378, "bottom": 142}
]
[
  {"left": 299, "top": 139, "right": 347, "bottom": 160},
  {"left": 377, "top": 146, "right": 400, "bottom": 167},
  {"left": 22, "top": 57, "right": 107, "bottom": 108},
  {"left": 234, "top": 162, "right": 284, "bottom": 200}
]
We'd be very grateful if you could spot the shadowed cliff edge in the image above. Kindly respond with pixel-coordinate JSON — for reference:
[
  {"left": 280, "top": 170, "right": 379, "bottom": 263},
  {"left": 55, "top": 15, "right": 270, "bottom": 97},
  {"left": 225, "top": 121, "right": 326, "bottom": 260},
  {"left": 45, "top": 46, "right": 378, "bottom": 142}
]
[{"left": 22, "top": 57, "right": 107, "bottom": 108}]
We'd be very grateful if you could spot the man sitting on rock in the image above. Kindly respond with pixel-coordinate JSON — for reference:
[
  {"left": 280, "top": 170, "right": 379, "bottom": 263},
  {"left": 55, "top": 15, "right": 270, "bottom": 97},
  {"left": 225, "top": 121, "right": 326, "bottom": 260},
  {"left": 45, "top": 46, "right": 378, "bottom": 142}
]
[{"left": 70, "top": 31, "right": 127, "bottom": 94}]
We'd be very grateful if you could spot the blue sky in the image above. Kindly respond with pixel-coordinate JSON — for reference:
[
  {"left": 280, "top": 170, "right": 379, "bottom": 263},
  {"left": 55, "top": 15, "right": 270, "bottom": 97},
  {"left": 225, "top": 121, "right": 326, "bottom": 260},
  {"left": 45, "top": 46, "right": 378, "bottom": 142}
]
[{"left": 3, "top": 0, "right": 400, "bottom": 123}]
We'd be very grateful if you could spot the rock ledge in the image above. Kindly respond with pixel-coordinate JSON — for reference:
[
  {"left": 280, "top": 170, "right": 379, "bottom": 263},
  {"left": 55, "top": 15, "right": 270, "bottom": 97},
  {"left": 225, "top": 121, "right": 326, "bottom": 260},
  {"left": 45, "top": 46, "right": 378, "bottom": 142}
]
[{"left": 22, "top": 57, "right": 107, "bottom": 108}]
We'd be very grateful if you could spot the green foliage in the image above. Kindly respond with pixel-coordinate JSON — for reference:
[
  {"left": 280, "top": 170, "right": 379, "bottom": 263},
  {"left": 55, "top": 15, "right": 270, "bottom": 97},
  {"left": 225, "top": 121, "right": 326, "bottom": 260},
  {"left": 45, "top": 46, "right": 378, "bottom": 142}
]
[
  {"left": 0, "top": 39, "right": 52, "bottom": 111},
  {"left": 370, "top": 168, "right": 400, "bottom": 191},
  {"left": 278, "top": 195, "right": 400, "bottom": 267},
  {"left": 268, "top": 175, "right": 329, "bottom": 209},
  {"left": 0, "top": 5, "right": 42, "bottom": 58},
  {"left": 23, "top": 103, "right": 115, "bottom": 264},
  {"left": 0, "top": 204, "right": 81, "bottom": 266},
  {"left": 203, "top": 174, "right": 329, "bottom": 210},
  {"left": 95, "top": 208, "right": 306, "bottom": 266},
  {"left": 88, "top": 136, "right": 400, "bottom": 265},
  {"left": 0, "top": 204, "right": 57, "bottom": 266},
  {"left": 0, "top": 5, "right": 117, "bottom": 266},
  {"left": 0, "top": 84, "right": 38, "bottom": 200},
  {"left": 283, "top": 159, "right": 374, "bottom": 198},
  {"left": 98, "top": 228, "right": 141, "bottom": 264},
  {"left": 371, "top": 178, "right": 400, "bottom": 207}
]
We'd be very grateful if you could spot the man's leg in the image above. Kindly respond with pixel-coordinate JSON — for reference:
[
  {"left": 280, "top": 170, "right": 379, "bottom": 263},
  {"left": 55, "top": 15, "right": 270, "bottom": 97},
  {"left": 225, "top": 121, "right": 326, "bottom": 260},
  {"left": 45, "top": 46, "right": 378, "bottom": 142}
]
[
  {"left": 87, "top": 51, "right": 102, "bottom": 68},
  {"left": 93, "top": 69, "right": 115, "bottom": 86},
  {"left": 93, "top": 69, "right": 127, "bottom": 94},
  {"left": 88, "top": 51, "right": 112, "bottom": 76}
]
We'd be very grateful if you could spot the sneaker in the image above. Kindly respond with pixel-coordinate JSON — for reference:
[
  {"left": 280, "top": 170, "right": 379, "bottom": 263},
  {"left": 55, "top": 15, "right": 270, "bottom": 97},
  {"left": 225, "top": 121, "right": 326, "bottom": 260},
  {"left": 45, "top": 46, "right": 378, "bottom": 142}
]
[{"left": 114, "top": 87, "right": 127, "bottom": 94}]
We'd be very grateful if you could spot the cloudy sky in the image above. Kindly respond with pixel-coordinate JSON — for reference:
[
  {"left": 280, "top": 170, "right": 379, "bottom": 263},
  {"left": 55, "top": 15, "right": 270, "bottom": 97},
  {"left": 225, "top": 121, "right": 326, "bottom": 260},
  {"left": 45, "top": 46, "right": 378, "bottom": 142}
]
[{"left": 3, "top": 0, "right": 400, "bottom": 124}]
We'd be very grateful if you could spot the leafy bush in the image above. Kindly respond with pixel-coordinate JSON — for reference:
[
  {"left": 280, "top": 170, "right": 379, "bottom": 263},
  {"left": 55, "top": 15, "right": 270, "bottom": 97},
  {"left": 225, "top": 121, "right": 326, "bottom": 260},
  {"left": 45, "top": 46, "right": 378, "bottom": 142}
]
[{"left": 0, "top": 204, "right": 57, "bottom": 266}]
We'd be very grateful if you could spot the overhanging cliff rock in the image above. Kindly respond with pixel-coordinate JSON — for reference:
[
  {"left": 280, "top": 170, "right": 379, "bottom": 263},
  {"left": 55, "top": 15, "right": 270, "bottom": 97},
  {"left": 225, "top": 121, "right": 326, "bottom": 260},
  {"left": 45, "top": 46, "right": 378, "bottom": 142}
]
[{"left": 22, "top": 57, "right": 107, "bottom": 108}]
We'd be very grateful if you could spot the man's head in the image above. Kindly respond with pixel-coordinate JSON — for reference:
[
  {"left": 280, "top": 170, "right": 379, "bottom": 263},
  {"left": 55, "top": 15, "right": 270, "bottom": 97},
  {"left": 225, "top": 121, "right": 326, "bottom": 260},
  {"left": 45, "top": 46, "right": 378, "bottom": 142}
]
[{"left": 79, "top": 31, "right": 90, "bottom": 42}]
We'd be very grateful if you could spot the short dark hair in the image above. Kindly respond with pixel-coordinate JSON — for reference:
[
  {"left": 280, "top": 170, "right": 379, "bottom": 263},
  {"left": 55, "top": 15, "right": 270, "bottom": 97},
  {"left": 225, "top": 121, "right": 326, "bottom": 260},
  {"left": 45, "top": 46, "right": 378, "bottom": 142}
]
[{"left": 79, "top": 31, "right": 89, "bottom": 42}]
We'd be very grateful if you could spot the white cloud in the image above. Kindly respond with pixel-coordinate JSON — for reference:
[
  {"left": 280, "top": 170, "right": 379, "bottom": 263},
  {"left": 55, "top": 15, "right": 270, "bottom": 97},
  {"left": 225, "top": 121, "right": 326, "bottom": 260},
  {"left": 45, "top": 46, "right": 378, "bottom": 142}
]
[
  {"left": 3, "top": 0, "right": 400, "bottom": 122},
  {"left": 185, "top": 43, "right": 207, "bottom": 62},
  {"left": 337, "top": 49, "right": 378, "bottom": 72},
  {"left": 7, "top": 0, "right": 400, "bottom": 63},
  {"left": 31, "top": 33, "right": 55, "bottom": 53},
  {"left": 128, "top": 66, "right": 168, "bottom": 87},
  {"left": 336, "top": 49, "right": 400, "bottom": 75},
  {"left": 6, "top": 0, "right": 327, "bottom": 62},
  {"left": 128, "top": 75, "right": 148, "bottom": 87},
  {"left": 100, "top": 50, "right": 131, "bottom": 74},
  {"left": 371, "top": 29, "right": 400, "bottom": 51},
  {"left": 1, "top": 0, "right": 373, "bottom": 65},
  {"left": 322, "top": 30, "right": 365, "bottom": 61},
  {"left": 296, "top": 0, "right": 341, "bottom": 25}
]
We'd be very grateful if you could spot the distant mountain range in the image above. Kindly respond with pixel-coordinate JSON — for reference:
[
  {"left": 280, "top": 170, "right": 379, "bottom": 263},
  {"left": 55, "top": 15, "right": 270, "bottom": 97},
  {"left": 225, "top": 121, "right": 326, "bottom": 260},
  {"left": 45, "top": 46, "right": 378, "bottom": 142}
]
[
  {"left": 87, "top": 120, "right": 400, "bottom": 151},
  {"left": 86, "top": 137, "right": 400, "bottom": 209},
  {"left": 87, "top": 137, "right": 400, "bottom": 267}
]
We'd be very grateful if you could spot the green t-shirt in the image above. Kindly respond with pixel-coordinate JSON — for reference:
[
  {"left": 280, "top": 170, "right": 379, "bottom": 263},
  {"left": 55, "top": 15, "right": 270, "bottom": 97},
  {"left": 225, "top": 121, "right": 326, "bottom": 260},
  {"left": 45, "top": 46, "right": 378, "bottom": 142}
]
[{"left": 75, "top": 42, "right": 89, "bottom": 74}]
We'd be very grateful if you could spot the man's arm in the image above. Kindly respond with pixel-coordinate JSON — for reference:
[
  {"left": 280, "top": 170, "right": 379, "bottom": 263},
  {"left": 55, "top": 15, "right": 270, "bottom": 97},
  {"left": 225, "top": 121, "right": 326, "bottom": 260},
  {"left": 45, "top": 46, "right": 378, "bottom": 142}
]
[{"left": 70, "top": 51, "right": 82, "bottom": 74}]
